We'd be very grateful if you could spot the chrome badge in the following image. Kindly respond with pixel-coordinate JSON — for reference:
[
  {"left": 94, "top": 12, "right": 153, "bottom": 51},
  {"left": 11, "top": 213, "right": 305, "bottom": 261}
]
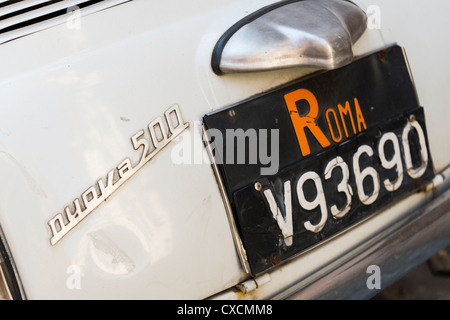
[{"left": 48, "top": 105, "right": 189, "bottom": 245}]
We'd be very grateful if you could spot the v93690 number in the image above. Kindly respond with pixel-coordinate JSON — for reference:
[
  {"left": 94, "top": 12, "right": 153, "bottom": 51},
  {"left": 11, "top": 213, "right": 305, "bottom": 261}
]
[{"left": 261, "top": 116, "right": 429, "bottom": 247}]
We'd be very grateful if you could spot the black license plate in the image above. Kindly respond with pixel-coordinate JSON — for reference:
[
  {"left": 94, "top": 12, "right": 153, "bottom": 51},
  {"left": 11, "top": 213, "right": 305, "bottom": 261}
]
[{"left": 203, "top": 45, "right": 434, "bottom": 276}]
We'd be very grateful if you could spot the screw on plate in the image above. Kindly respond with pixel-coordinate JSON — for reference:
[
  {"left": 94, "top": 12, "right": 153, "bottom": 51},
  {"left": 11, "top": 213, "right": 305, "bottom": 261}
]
[
  {"left": 378, "top": 50, "right": 387, "bottom": 61},
  {"left": 228, "top": 109, "right": 236, "bottom": 119},
  {"left": 409, "top": 114, "right": 416, "bottom": 122},
  {"left": 270, "top": 255, "right": 280, "bottom": 266},
  {"left": 254, "top": 182, "right": 262, "bottom": 191}
]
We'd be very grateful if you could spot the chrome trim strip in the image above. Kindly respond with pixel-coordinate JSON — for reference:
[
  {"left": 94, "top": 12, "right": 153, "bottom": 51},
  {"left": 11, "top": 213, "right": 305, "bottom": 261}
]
[
  {"left": 201, "top": 124, "right": 251, "bottom": 274},
  {"left": 0, "top": 225, "right": 26, "bottom": 300},
  {"left": 401, "top": 46, "right": 421, "bottom": 107}
]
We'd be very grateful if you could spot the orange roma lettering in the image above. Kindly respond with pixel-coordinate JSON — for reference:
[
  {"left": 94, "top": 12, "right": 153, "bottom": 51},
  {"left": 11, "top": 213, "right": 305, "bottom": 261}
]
[
  {"left": 338, "top": 101, "right": 357, "bottom": 138},
  {"left": 325, "top": 108, "right": 343, "bottom": 143},
  {"left": 284, "top": 89, "right": 331, "bottom": 157},
  {"left": 354, "top": 97, "right": 367, "bottom": 132}
]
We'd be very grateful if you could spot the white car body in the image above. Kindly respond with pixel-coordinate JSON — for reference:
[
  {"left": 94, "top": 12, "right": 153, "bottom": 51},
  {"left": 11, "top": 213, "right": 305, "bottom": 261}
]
[{"left": 0, "top": 0, "right": 449, "bottom": 299}]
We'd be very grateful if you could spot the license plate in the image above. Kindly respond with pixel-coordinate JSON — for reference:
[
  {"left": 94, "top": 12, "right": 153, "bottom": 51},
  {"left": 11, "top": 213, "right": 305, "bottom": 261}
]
[{"left": 203, "top": 45, "right": 435, "bottom": 276}]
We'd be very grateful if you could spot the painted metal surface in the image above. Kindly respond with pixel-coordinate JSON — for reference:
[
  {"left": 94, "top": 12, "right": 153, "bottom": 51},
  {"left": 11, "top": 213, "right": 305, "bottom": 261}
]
[
  {"left": 0, "top": 0, "right": 257, "bottom": 299},
  {"left": 0, "top": 0, "right": 447, "bottom": 299}
]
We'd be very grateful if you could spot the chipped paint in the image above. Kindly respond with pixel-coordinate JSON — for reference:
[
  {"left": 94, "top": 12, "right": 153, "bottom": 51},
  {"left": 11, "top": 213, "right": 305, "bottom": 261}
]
[{"left": 89, "top": 230, "right": 135, "bottom": 275}]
